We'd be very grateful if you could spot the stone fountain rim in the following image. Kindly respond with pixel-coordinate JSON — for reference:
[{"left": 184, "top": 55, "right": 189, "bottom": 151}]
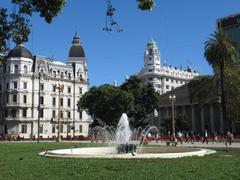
[{"left": 39, "top": 146, "right": 216, "bottom": 159}]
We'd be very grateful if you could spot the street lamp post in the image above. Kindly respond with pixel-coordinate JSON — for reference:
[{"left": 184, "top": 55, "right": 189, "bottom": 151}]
[
  {"left": 56, "top": 83, "right": 64, "bottom": 142},
  {"left": 169, "top": 94, "right": 176, "bottom": 145}
]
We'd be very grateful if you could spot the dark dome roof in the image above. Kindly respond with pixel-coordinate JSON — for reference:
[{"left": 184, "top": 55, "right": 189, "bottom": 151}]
[
  {"left": 7, "top": 44, "right": 33, "bottom": 59},
  {"left": 68, "top": 33, "right": 85, "bottom": 58}
]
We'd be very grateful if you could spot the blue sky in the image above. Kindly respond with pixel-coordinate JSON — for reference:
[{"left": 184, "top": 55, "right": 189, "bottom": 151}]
[{"left": 2, "top": 0, "right": 240, "bottom": 86}]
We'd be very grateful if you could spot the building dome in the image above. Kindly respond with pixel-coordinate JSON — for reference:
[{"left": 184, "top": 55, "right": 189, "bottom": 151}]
[
  {"left": 147, "top": 37, "right": 157, "bottom": 46},
  {"left": 7, "top": 44, "right": 33, "bottom": 59},
  {"left": 68, "top": 32, "right": 85, "bottom": 58}
]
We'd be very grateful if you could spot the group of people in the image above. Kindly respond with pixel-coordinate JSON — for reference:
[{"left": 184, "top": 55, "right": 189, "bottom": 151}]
[{"left": 151, "top": 130, "right": 235, "bottom": 146}]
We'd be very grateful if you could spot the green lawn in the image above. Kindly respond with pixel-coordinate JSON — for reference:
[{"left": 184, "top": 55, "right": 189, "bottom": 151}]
[{"left": 0, "top": 142, "right": 240, "bottom": 180}]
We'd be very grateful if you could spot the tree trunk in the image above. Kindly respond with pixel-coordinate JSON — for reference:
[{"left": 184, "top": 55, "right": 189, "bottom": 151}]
[{"left": 220, "top": 63, "right": 228, "bottom": 132}]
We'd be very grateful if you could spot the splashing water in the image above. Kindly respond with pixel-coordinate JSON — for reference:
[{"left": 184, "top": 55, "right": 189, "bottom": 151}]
[{"left": 115, "top": 113, "right": 132, "bottom": 144}]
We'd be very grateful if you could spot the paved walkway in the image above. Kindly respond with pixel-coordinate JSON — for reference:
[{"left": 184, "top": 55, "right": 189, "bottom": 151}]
[
  {"left": 1, "top": 140, "right": 240, "bottom": 149},
  {"left": 150, "top": 141, "right": 240, "bottom": 149}
]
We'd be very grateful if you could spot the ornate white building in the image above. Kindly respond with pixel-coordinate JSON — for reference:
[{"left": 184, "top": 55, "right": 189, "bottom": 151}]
[
  {"left": 0, "top": 33, "right": 91, "bottom": 139},
  {"left": 138, "top": 38, "right": 199, "bottom": 94}
]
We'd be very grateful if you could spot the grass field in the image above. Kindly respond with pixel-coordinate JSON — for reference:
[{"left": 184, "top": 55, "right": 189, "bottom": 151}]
[{"left": 0, "top": 142, "right": 239, "bottom": 180}]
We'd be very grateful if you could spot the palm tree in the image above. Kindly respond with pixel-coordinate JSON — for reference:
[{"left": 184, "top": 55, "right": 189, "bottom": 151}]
[{"left": 204, "top": 30, "right": 238, "bottom": 132}]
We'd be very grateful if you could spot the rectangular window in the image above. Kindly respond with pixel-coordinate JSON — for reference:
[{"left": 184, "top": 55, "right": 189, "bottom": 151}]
[
  {"left": 21, "top": 124, "right": 27, "bottom": 133},
  {"left": 60, "top": 125, "right": 63, "bottom": 133},
  {"left": 53, "top": 71, "right": 56, "bottom": 78},
  {"left": 40, "top": 96, "right": 44, "bottom": 105},
  {"left": 39, "top": 124, "right": 43, "bottom": 134},
  {"left": 14, "top": 65, "right": 18, "bottom": 73},
  {"left": 40, "top": 108, "right": 44, "bottom": 118},
  {"left": 14, "top": 81, "right": 17, "bottom": 89},
  {"left": 166, "top": 78, "right": 169, "bottom": 82},
  {"left": 60, "top": 98, "right": 63, "bottom": 106},
  {"left": 79, "top": 125, "right": 82, "bottom": 133},
  {"left": 52, "top": 125, "right": 56, "bottom": 133},
  {"left": 0, "top": 84, "right": 2, "bottom": 91},
  {"left": 40, "top": 84, "right": 44, "bottom": 91},
  {"left": 68, "top": 73, "right": 71, "bottom": 80},
  {"left": 60, "top": 111, "right": 63, "bottom": 118},
  {"left": 13, "top": 94, "right": 17, "bottom": 103},
  {"left": 23, "top": 95, "right": 27, "bottom": 104},
  {"left": 5, "top": 110, "right": 8, "bottom": 117},
  {"left": 12, "top": 109, "right": 16, "bottom": 118},
  {"left": 52, "top": 97, "right": 56, "bottom": 106},
  {"left": 52, "top": 85, "right": 56, "bottom": 92},
  {"left": 52, "top": 110, "right": 56, "bottom": 118},
  {"left": 67, "top": 111, "right": 71, "bottom": 118},
  {"left": 68, "top": 87, "right": 71, "bottom": 93},
  {"left": 67, "top": 98, "right": 71, "bottom": 107},
  {"left": 23, "top": 82, "right": 27, "bottom": 89},
  {"left": 79, "top": 111, "right": 82, "bottom": 119},
  {"left": 6, "top": 83, "right": 9, "bottom": 90},
  {"left": 79, "top": 87, "right": 82, "bottom": 95},
  {"left": 6, "top": 95, "right": 10, "bottom": 103},
  {"left": 67, "top": 125, "right": 71, "bottom": 133},
  {"left": 166, "top": 85, "right": 169, "bottom": 90},
  {"left": 22, "top": 109, "right": 27, "bottom": 117}
]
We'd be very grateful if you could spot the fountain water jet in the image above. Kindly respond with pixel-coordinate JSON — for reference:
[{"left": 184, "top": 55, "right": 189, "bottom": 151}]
[{"left": 40, "top": 113, "right": 216, "bottom": 158}]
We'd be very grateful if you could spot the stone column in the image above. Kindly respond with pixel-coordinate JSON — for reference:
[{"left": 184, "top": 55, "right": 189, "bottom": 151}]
[
  {"left": 182, "top": 106, "right": 186, "bottom": 116},
  {"left": 191, "top": 105, "right": 195, "bottom": 132},
  {"left": 200, "top": 107, "right": 205, "bottom": 133},
  {"left": 210, "top": 104, "right": 215, "bottom": 133},
  {"left": 219, "top": 105, "right": 224, "bottom": 134}
]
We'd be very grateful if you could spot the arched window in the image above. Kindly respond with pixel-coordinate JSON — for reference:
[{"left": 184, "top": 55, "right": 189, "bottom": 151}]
[{"left": 23, "top": 65, "right": 27, "bottom": 73}]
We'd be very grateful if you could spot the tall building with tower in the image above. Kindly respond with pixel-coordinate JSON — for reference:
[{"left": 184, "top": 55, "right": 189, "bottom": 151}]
[
  {"left": 138, "top": 38, "right": 199, "bottom": 95},
  {"left": 0, "top": 33, "right": 91, "bottom": 139}
]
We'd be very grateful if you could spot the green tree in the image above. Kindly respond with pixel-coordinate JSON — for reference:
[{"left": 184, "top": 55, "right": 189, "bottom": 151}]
[
  {"left": 161, "top": 115, "right": 191, "bottom": 133},
  {"left": 78, "top": 84, "right": 134, "bottom": 127},
  {"left": 204, "top": 30, "right": 238, "bottom": 130},
  {"left": 121, "top": 76, "right": 160, "bottom": 128},
  {"left": 0, "top": 0, "right": 66, "bottom": 51},
  {"left": 224, "top": 68, "right": 240, "bottom": 130},
  {"left": 188, "top": 76, "right": 218, "bottom": 105},
  {"left": 0, "top": 0, "right": 156, "bottom": 52}
]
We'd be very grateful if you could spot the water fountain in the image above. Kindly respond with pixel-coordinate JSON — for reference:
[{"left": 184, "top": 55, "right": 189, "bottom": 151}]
[{"left": 40, "top": 113, "right": 216, "bottom": 158}]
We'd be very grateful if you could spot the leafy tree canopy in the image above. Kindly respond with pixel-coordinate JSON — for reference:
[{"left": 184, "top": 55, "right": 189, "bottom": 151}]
[
  {"left": 78, "top": 84, "right": 134, "bottom": 127},
  {"left": 121, "top": 75, "right": 160, "bottom": 128},
  {"left": 187, "top": 68, "right": 240, "bottom": 130},
  {"left": 188, "top": 75, "right": 218, "bottom": 105},
  {"left": 79, "top": 76, "right": 160, "bottom": 128}
]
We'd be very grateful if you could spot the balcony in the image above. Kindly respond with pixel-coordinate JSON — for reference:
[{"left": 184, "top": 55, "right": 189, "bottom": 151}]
[
  {"left": 5, "top": 103, "right": 31, "bottom": 108},
  {"left": 5, "top": 117, "right": 33, "bottom": 122}
]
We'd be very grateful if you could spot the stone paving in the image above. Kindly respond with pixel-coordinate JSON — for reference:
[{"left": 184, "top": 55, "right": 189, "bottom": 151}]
[{"left": 150, "top": 141, "right": 240, "bottom": 149}]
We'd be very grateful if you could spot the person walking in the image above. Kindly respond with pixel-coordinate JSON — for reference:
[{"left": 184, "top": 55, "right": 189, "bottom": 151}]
[{"left": 203, "top": 130, "right": 208, "bottom": 144}]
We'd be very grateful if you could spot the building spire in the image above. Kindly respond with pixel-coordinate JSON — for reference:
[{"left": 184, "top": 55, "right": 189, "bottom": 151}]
[{"left": 72, "top": 31, "right": 81, "bottom": 45}]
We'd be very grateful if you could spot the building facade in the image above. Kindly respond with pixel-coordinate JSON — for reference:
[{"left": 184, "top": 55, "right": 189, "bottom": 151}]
[
  {"left": 0, "top": 33, "right": 91, "bottom": 139},
  {"left": 138, "top": 38, "right": 199, "bottom": 95},
  {"left": 217, "top": 12, "right": 240, "bottom": 56},
  {"left": 155, "top": 85, "right": 240, "bottom": 135}
]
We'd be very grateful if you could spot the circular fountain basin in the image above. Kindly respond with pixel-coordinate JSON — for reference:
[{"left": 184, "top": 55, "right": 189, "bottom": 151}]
[{"left": 40, "top": 146, "right": 216, "bottom": 159}]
